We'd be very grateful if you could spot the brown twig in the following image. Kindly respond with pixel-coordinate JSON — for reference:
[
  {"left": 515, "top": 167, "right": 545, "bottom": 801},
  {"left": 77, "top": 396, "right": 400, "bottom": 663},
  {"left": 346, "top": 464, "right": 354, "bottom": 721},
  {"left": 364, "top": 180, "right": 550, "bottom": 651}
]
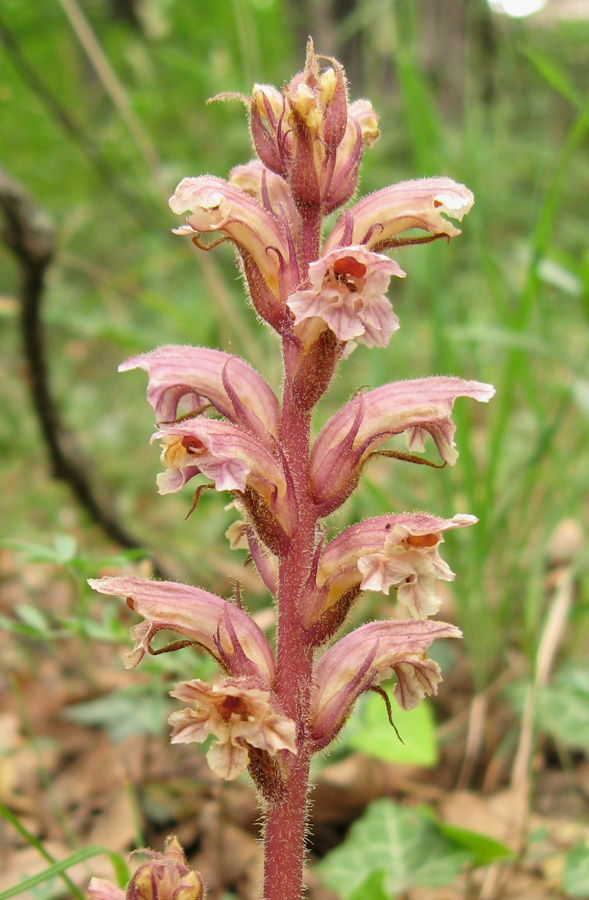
[{"left": 0, "top": 167, "right": 168, "bottom": 576}]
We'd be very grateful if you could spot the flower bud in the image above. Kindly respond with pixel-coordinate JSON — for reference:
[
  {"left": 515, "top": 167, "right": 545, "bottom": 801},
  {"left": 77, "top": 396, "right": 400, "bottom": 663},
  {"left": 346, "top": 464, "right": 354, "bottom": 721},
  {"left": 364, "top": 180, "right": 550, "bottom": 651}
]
[{"left": 89, "top": 837, "right": 203, "bottom": 900}]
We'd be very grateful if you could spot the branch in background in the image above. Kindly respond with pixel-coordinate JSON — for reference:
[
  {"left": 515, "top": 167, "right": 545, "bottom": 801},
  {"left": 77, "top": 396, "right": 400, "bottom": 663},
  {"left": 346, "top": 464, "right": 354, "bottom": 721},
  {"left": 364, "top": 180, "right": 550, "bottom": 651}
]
[
  {"left": 0, "top": 167, "right": 168, "bottom": 577},
  {"left": 0, "top": 13, "right": 161, "bottom": 229}
]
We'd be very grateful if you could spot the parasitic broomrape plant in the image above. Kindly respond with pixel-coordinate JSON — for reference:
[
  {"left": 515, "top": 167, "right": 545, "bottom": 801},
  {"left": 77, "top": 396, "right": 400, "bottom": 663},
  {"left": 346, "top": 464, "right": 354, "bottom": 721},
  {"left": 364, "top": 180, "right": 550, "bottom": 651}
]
[{"left": 90, "top": 40, "right": 493, "bottom": 900}]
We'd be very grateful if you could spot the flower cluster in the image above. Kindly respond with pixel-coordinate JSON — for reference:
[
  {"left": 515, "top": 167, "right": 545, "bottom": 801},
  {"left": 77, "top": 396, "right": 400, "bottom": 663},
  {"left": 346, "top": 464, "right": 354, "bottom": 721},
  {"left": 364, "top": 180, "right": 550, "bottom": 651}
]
[{"left": 89, "top": 40, "right": 492, "bottom": 900}]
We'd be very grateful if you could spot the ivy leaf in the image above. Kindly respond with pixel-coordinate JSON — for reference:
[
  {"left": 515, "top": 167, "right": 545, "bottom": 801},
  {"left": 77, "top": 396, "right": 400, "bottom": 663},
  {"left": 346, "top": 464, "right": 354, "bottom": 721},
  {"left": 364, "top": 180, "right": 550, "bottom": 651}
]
[{"left": 316, "top": 799, "right": 469, "bottom": 898}]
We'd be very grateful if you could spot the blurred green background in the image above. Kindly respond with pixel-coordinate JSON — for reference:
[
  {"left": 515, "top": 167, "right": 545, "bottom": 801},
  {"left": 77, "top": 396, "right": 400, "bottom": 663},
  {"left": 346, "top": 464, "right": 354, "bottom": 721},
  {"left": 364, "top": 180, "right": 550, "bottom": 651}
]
[{"left": 1, "top": 0, "right": 588, "bottom": 697}]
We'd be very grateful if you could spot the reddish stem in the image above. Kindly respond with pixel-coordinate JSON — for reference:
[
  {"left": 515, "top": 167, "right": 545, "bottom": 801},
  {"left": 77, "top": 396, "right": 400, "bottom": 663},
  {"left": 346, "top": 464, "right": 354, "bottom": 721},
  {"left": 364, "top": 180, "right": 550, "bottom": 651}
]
[{"left": 263, "top": 206, "right": 322, "bottom": 900}]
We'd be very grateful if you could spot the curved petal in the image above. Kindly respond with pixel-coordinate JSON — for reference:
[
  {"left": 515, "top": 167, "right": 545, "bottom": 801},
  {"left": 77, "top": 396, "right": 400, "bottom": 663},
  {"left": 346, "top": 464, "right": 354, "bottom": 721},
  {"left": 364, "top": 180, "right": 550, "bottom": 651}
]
[
  {"left": 310, "top": 377, "right": 494, "bottom": 509},
  {"left": 169, "top": 175, "right": 291, "bottom": 298},
  {"left": 119, "top": 345, "right": 280, "bottom": 443},
  {"left": 310, "top": 618, "right": 461, "bottom": 746},
  {"left": 88, "top": 575, "right": 276, "bottom": 684},
  {"left": 324, "top": 177, "right": 474, "bottom": 254}
]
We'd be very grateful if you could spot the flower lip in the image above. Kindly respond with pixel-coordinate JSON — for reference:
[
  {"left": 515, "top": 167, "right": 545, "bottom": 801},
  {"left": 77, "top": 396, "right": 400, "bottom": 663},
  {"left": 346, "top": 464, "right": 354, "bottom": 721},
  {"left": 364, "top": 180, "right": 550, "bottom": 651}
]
[
  {"left": 287, "top": 245, "right": 405, "bottom": 349},
  {"left": 169, "top": 677, "right": 297, "bottom": 780}
]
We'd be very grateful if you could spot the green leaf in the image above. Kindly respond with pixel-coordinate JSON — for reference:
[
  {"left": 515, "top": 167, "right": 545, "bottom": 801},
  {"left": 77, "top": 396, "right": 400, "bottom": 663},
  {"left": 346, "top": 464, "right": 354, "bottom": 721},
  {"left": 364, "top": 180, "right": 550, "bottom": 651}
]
[
  {"left": 435, "top": 822, "right": 513, "bottom": 866},
  {"left": 342, "top": 690, "right": 438, "bottom": 767},
  {"left": 563, "top": 845, "right": 589, "bottom": 898},
  {"left": 316, "top": 799, "right": 469, "bottom": 898},
  {"left": 348, "top": 870, "right": 389, "bottom": 900},
  {"left": 14, "top": 604, "right": 51, "bottom": 634}
]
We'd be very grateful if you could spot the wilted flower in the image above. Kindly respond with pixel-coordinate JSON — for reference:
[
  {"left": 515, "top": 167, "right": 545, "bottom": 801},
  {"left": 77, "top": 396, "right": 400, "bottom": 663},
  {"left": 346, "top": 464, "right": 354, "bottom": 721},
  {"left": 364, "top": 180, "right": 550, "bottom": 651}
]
[
  {"left": 169, "top": 678, "right": 297, "bottom": 780},
  {"left": 287, "top": 245, "right": 405, "bottom": 349},
  {"left": 89, "top": 836, "right": 203, "bottom": 900}
]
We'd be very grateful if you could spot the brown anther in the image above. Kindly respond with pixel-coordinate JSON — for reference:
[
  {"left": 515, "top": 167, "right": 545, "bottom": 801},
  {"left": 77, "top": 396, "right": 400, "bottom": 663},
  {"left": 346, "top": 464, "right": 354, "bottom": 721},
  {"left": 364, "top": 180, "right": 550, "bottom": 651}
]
[
  {"left": 219, "top": 694, "right": 247, "bottom": 717},
  {"left": 406, "top": 533, "right": 439, "bottom": 548}
]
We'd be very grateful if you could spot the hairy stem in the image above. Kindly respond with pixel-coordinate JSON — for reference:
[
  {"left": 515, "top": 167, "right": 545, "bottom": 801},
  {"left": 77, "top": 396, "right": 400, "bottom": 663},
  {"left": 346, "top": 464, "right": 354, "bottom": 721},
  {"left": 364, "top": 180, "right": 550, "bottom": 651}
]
[{"left": 263, "top": 199, "right": 322, "bottom": 897}]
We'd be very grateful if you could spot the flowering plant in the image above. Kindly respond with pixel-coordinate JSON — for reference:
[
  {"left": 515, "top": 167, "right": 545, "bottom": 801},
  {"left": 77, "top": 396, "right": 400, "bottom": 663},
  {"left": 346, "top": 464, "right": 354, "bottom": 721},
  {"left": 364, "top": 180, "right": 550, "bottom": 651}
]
[{"left": 90, "top": 41, "right": 493, "bottom": 900}]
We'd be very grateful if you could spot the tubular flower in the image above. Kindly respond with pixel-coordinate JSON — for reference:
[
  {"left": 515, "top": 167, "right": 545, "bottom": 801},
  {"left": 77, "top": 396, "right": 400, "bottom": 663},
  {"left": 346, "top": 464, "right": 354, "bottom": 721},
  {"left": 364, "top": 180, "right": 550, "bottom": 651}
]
[
  {"left": 169, "top": 175, "right": 297, "bottom": 325},
  {"left": 169, "top": 678, "right": 297, "bottom": 780},
  {"left": 120, "top": 345, "right": 280, "bottom": 444},
  {"left": 87, "top": 575, "right": 276, "bottom": 684},
  {"left": 310, "top": 618, "right": 462, "bottom": 747},
  {"left": 323, "top": 177, "right": 475, "bottom": 255},
  {"left": 154, "top": 418, "right": 298, "bottom": 540},
  {"left": 287, "top": 245, "right": 405, "bottom": 349},
  {"left": 89, "top": 836, "right": 203, "bottom": 900},
  {"left": 310, "top": 377, "right": 495, "bottom": 511},
  {"left": 302, "top": 513, "right": 476, "bottom": 627}
]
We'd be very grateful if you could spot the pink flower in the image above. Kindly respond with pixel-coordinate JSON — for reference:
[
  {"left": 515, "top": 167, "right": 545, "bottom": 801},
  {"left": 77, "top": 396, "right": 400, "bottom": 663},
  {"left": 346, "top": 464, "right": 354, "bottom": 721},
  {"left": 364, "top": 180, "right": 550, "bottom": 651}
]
[
  {"left": 169, "top": 678, "right": 297, "bottom": 780},
  {"left": 169, "top": 175, "right": 297, "bottom": 329},
  {"left": 87, "top": 575, "right": 276, "bottom": 684},
  {"left": 302, "top": 512, "right": 476, "bottom": 628},
  {"left": 154, "top": 418, "right": 298, "bottom": 544},
  {"left": 287, "top": 245, "right": 405, "bottom": 348},
  {"left": 120, "top": 345, "right": 280, "bottom": 445},
  {"left": 89, "top": 836, "right": 203, "bottom": 900},
  {"left": 310, "top": 377, "right": 495, "bottom": 512},
  {"left": 310, "top": 618, "right": 461, "bottom": 748},
  {"left": 324, "top": 177, "right": 475, "bottom": 254}
]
